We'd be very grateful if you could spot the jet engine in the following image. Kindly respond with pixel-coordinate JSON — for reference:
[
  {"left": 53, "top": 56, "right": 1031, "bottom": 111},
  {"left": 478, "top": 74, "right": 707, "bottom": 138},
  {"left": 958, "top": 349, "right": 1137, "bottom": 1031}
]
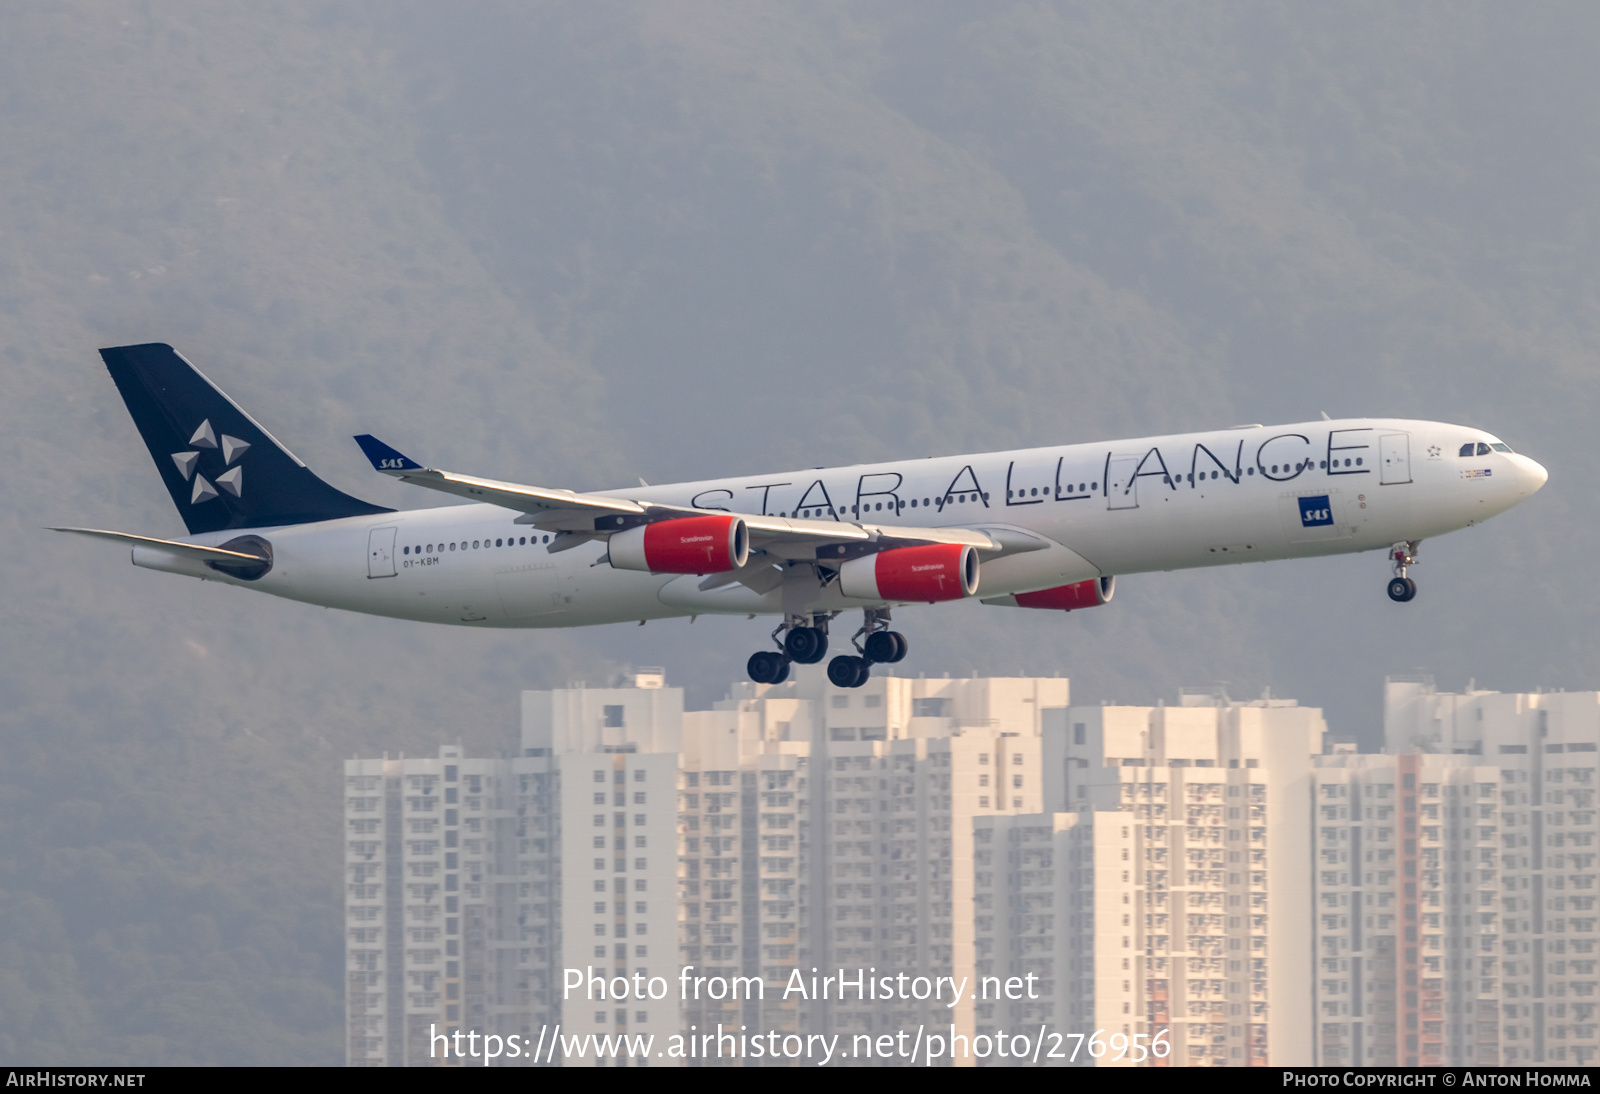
[
  {"left": 837, "top": 543, "right": 979, "bottom": 603},
  {"left": 608, "top": 515, "right": 749, "bottom": 574},
  {"left": 984, "top": 575, "right": 1115, "bottom": 610}
]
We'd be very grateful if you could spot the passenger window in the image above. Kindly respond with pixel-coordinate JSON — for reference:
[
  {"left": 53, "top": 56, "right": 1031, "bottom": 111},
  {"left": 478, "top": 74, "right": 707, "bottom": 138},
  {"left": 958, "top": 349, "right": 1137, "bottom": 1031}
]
[{"left": 1458, "top": 443, "right": 1475, "bottom": 457}]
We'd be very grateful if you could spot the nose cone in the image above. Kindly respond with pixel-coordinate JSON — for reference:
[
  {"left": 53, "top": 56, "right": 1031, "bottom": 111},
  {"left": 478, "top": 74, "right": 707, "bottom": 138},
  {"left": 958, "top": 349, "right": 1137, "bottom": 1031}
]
[{"left": 1514, "top": 454, "right": 1549, "bottom": 496}]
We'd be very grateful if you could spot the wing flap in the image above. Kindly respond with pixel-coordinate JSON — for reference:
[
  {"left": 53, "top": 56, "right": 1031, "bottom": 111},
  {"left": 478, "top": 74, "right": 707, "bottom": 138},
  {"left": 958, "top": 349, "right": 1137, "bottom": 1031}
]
[{"left": 698, "top": 558, "right": 788, "bottom": 594}]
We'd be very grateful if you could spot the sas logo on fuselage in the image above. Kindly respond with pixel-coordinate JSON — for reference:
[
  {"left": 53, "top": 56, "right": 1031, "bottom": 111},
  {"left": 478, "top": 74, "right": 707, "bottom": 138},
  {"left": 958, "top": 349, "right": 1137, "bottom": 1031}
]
[{"left": 1298, "top": 495, "right": 1334, "bottom": 527}]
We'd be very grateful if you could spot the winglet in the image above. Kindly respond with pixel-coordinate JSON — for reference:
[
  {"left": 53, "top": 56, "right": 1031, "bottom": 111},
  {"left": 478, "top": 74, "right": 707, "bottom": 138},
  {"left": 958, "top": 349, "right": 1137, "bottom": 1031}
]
[{"left": 353, "top": 434, "right": 425, "bottom": 474}]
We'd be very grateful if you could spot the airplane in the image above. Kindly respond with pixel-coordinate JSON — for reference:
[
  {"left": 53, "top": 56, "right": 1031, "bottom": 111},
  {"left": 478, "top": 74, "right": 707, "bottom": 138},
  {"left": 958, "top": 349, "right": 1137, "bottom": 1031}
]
[{"left": 57, "top": 343, "right": 1549, "bottom": 689}]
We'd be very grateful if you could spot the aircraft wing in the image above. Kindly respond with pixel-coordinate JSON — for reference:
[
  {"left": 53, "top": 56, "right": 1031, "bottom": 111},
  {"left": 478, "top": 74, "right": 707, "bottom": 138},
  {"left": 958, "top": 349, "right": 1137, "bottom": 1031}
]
[
  {"left": 353, "top": 435, "right": 1001, "bottom": 567},
  {"left": 353, "top": 435, "right": 645, "bottom": 531}
]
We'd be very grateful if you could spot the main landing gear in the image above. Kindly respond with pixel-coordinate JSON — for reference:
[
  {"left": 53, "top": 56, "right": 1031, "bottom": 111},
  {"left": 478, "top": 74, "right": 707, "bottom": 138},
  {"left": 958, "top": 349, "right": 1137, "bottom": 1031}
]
[
  {"left": 827, "top": 608, "right": 907, "bottom": 689},
  {"left": 1387, "top": 541, "right": 1419, "bottom": 603},
  {"left": 745, "top": 609, "right": 908, "bottom": 689},
  {"left": 747, "top": 615, "right": 829, "bottom": 685}
]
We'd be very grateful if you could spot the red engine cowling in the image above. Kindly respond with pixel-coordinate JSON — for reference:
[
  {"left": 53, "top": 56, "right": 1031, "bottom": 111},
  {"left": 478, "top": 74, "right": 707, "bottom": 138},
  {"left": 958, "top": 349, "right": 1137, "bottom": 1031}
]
[
  {"left": 992, "top": 575, "right": 1115, "bottom": 610},
  {"left": 609, "top": 515, "right": 750, "bottom": 574},
  {"left": 838, "top": 543, "right": 979, "bottom": 603}
]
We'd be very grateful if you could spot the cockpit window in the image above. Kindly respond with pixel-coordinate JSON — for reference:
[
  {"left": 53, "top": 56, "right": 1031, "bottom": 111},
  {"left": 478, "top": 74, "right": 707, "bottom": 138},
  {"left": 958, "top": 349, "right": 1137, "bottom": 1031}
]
[
  {"left": 1459, "top": 443, "right": 1476, "bottom": 457},
  {"left": 1476, "top": 442, "right": 1492, "bottom": 456},
  {"left": 1491, "top": 442, "right": 1513, "bottom": 453}
]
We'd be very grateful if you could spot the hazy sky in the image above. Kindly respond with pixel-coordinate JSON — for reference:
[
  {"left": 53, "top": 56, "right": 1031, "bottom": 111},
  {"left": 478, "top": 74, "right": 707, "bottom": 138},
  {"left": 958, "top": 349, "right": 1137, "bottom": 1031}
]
[{"left": 1, "top": 2, "right": 1591, "bottom": 1061}]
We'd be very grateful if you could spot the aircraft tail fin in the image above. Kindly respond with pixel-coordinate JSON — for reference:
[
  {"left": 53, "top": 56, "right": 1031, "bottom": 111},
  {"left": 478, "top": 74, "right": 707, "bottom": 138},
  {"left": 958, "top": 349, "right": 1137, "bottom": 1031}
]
[{"left": 99, "top": 343, "right": 392, "bottom": 534}]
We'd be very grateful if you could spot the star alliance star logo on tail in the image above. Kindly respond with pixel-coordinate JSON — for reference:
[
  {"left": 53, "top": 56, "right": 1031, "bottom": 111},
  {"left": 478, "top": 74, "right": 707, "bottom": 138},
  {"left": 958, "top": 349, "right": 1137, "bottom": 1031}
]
[{"left": 170, "top": 419, "right": 250, "bottom": 504}]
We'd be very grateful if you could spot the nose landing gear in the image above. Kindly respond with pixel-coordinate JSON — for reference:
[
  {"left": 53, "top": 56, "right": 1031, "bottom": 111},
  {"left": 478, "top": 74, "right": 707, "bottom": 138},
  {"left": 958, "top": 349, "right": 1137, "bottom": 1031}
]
[{"left": 1387, "top": 541, "right": 1419, "bottom": 602}]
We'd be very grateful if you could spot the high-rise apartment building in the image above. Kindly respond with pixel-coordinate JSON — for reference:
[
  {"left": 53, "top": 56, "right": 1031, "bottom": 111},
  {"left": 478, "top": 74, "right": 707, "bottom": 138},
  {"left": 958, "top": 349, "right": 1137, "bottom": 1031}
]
[
  {"left": 972, "top": 810, "right": 1136, "bottom": 1066},
  {"left": 1309, "top": 751, "right": 1502, "bottom": 1066},
  {"left": 347, "top": 671, "right": 1600, "bottom": 1068},
  {"left": 675, "top": 692, "right": 812, "bottom": 1041},
  {"left": 343, "top": 671, "right": 682, "bottom": 1067},
  {"left": 1374, "top": 679, "right": 1598, "bottom": 1066},
  {"left": 346, "top": 670, "right": 1068, "bottom": 1066},
  {"left": 1299, "top": 679, "right": 1600, "bottom": 1068},
  {"left": 675, "top": 674, "right": 1066, "bottom": 1053},
  {"left": 968, "top": 690, "right": 1326, "bottom": 1067},
  {"left": 344, "top": 744, "right": 509, "bottom": 1066},
  {"left": 531, "top": 673, "right": 683, "bottom": 1066}
]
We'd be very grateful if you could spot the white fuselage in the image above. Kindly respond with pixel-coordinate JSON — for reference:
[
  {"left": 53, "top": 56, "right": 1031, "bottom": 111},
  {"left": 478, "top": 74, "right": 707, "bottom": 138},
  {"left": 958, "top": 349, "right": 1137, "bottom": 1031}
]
[{"left": 132, "top": 419, "right": 1546, "bottom": 628}]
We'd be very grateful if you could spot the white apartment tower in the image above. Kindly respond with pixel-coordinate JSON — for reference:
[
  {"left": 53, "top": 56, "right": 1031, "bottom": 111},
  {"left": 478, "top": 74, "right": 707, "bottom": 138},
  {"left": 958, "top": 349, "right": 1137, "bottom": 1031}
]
[
  {"left": 969, "top": 690, "right": 1326, "bottom": 1067},
  {"left": 345, "top": 673, "right": 1600, "bottom": 1067},
  {"left": 1309, "top": 751, "right": 1503, "bottom": 1066},
  {"left": 1375, "top": 678, "right": 1600, "bottom": 1066},
  {"left": 674, "top": 674, "right": 1067, "bottom": 1058},
  {"left": 972, "top": 810, "right": 1137, "bottom": 1066},
  {"left": 347, "top": 671, "right": 1076, "bottom": 1065},
  {"left": 344, "top": 745, "right": 507, "bottom": 1065},
  {"left": 342, "top": 672, "right": 682, "bottom": 1067}
]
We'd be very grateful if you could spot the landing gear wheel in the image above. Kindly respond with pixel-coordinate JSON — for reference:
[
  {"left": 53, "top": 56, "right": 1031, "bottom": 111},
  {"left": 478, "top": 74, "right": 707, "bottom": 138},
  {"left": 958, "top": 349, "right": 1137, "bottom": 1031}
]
[
  {"left": 886, "top": 632, "right": 908, "bottom": 663},
  {"left": 748, "top": 650, "right": 791, "bottom": 684},
  {"left": 1387, "top": 541, "right": 1420, "bottom": 602},
  {"left": 863, "top": 631, "right": 898, "bottom": 664},
  {"left": 785, "top": 626, "right": 829, "bottom": 664},
  {"left": 860, "top": 629, "right": 907, "bottom": 665},
  {"left": 828, "top": 654, "right": 870, "bottom": 688}
]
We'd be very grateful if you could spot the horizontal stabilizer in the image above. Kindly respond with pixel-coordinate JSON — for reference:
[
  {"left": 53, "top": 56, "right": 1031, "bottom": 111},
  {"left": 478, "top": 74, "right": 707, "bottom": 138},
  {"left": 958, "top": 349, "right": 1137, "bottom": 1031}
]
[{"left": 50, "top": 527, "right": 268, "bottom": 564}]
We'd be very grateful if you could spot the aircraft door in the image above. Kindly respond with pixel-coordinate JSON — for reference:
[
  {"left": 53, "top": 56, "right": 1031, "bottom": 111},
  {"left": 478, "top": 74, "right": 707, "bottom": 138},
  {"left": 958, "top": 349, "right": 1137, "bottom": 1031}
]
[
  {"left": 1107, "top": 455, "right": 1140, "bottom": 509},
  {"left": 1380, "top": 434, "right": 1412, "bottom": 485},
  {"left": 367, "top": 526, "right": 397, "bottom": 578}
]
